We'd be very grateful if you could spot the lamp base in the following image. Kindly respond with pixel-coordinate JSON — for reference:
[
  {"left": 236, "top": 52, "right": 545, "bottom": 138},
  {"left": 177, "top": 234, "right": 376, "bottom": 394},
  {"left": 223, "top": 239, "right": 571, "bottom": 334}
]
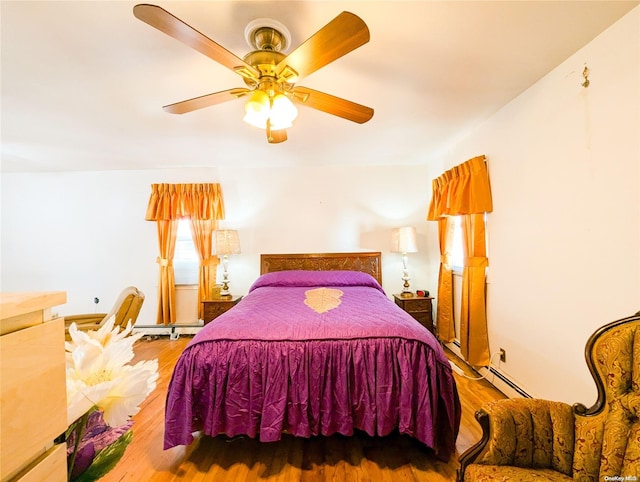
[
  {"left": 220, "top": 262, "right": 231, "bottom": 297},
  {"left": 220, "top": 282, "right": 231, "bottom": 297},
  {"left": 400, "top": 291, "right": 414, "bottom": 298},
  {"left": 220, "top": 283, "right": 231, "bottom": 297}
]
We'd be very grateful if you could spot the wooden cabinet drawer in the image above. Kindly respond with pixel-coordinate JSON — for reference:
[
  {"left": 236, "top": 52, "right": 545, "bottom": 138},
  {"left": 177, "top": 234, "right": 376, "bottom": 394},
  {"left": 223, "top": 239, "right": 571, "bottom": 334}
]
[
  {"left": 410, "top": 312, "right": 433, "bottom": 332},
  {"left": 1, "top": 318, "right": 67, "bottom": 481},
  {"left": 14, "top": 443, "right": 66, "bottom": 482},
  {"left": 406, "top": 299, "right": 432, "bottom": 313},
  {"left": 202, "top": 296, "right": 242, "bottom": 324},
  {"left": 393, "top": 294, "right": 434, "bottom": 334}
]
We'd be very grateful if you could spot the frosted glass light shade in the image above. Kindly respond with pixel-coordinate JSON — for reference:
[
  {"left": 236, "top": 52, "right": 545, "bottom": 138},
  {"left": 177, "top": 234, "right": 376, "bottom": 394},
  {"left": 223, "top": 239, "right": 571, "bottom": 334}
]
[
  {"left": 269, "top": 94, "right": 297, "bottom": 129},
  {"left": 243, "top": 90, "right": 270, "bottom": 128}
]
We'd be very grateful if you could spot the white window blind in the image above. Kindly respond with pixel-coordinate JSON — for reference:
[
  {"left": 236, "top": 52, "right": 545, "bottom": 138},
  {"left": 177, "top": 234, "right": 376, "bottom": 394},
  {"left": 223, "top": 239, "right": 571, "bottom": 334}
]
[{"left": 173, "top": 220, "right": 199, "bottom": 285}]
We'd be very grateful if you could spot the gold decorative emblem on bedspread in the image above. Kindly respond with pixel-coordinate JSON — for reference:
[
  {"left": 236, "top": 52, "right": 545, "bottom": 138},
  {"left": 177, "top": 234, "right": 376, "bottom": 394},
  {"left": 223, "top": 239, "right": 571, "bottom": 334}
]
[{"left": 304, "top": 288, "right": 343, "bottom": 313}]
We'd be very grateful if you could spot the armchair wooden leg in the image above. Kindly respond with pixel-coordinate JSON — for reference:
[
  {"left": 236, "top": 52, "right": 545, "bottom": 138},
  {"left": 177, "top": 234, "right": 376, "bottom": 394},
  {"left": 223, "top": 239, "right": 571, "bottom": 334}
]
[{"left": 457, "top": 409, "right": 490, "bottom": 482}]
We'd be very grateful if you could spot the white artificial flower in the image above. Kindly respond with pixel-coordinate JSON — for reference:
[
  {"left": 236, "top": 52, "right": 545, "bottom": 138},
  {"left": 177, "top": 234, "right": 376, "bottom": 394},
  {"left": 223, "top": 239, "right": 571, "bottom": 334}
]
[
  {"left": 66, "top": 317, "right": 159, "bottom": 427},
  {"left": 98, "top": 359, "right": 159, "bottom": 427},
  {"left": 65, "top": 315, "right": 139, "bottom": 354}
]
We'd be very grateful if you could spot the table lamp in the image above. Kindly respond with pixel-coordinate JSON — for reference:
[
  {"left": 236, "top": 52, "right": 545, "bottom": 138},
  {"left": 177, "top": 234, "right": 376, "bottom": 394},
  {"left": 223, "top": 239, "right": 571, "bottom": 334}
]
[
  {"left": 214, "top": 229, "right": 240, "bottom": 297},
  {"left": 391, "top": 226, "right": 418, "bottom": 297}
]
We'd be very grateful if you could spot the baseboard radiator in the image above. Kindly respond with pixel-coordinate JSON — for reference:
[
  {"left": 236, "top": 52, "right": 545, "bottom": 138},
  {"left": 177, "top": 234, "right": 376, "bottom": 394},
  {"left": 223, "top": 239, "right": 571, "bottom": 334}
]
[
  {"left": 449, "top": 340, "right": 531, "bottom": 399},
  {"left": 134, "top": 285, "right": 202, "bottom": 338}
]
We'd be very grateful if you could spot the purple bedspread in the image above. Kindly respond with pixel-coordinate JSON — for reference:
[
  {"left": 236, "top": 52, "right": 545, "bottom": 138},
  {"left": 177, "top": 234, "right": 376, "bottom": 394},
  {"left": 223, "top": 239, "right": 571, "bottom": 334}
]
[{"left": 164, "top": 270, "right": 461, "bottom": 460}]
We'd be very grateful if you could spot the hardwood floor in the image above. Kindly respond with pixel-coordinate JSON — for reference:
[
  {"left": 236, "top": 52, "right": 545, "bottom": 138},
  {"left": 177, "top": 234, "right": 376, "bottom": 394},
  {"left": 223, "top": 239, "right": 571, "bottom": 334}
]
[{"left": 102, "top": 336, "right": 505, "bottom": 482}]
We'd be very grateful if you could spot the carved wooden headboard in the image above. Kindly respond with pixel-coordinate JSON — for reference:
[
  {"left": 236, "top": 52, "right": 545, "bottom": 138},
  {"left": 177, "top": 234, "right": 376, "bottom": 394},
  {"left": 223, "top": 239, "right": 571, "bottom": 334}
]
[{"left": 260, "top": 252, "right": 382, "bottom": 285}]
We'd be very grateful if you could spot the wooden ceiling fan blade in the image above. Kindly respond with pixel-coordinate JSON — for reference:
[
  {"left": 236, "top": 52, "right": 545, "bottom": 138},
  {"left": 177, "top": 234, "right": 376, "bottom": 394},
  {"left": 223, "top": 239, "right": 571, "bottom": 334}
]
[
  {"left": 276, "top": 11, "right": 369, "bottom": 83},
  {"left": 292, "top": 87, "right": 373, "bottom": 124},
  {"left": 163, "top": 88, "right": 250, "bottom": 114},
  {"left": 133, "top": 4, "right": 259, "bottom": 80}
]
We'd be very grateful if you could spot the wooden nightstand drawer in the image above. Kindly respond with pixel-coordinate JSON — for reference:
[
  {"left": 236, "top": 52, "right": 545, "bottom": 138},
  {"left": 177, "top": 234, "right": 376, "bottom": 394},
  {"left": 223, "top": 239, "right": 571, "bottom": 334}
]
[
  {"left": 404, "top": 298, "right": 432, "bottom": 312},
  {"left": 410, "top": 312, "right": 433, "bottom": 332},
  {"left": 202, "top": 296, "right": 242, "bottom": 324},
  {"left": 393, "top": 294, "right": 434, "bottom": 334}
]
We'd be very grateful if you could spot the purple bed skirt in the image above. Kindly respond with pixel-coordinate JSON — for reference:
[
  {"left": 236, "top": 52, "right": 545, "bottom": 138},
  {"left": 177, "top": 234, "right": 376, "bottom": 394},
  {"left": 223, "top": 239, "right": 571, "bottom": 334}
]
[
  {"left": 165, "top": 337, "right": 460, "bottom": 460},
  {"left": 164, "top": 271, "right": 461, "bottom": 461}
]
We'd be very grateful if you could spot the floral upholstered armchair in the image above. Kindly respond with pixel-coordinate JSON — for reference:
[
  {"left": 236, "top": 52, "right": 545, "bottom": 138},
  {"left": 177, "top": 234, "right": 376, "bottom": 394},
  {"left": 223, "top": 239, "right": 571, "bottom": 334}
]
[{"left": 458, "top": 311, "right": 640, "bottom": 482}]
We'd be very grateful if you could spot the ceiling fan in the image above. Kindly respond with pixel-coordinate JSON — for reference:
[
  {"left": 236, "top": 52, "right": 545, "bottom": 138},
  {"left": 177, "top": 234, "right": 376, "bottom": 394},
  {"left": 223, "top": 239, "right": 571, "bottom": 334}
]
[{"left": 133, "top": 4, "right": 374, "bottom": 143}]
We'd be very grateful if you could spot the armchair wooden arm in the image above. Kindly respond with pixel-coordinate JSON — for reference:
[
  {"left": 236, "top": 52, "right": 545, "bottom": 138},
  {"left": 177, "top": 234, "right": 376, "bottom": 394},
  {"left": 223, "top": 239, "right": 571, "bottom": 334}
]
[{"left": 64, "top": 313, "right": 108, "bottom": 327}]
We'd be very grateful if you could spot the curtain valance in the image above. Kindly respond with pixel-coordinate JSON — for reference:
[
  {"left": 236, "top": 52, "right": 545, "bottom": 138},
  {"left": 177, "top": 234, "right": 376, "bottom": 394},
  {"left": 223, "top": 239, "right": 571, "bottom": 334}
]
[
  {"left": 145, "top": 183, "right": 225, "bottom": 221},
  {"left": 427, "top": 155, "right": 492, "bottom": 220}
]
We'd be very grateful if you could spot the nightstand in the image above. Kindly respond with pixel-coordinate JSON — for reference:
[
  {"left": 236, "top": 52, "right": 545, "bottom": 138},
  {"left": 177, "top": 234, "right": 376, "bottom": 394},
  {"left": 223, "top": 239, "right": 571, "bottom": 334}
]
[
  {"left": 202, "top": 296, "right": 242, "bottom": 324},
  {"left": 393, "top": 293, "right": 434, "bottom": 333}
]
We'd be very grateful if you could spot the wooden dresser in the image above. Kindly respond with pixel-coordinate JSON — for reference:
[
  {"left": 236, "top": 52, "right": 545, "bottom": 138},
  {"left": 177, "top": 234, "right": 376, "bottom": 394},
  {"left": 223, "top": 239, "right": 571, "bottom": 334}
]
[{"left": 1, "top": 292, "right": 68, "bottom": 482}]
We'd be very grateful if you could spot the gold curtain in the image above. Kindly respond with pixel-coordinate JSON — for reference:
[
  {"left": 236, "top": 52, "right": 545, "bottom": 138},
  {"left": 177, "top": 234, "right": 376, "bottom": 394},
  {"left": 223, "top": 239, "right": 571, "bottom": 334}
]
[
  {"left": 436, "top": 217, "right": 455, "bottom": 342},
  {"left": 460, "top": 213, "right": 490, "bottom": 365},
  {"left": 427, "top": 155, "right": 493, "bottom": 219},
  {"left": 155, "top": 220, "right": 178, "bottom": 325},
  {"left": 146, "top": 183, "right": 225, "bottom": 325},
  {"left": 427, "top": 155, "right": 492, "bottom": 366},
  {"left": 189, "top": 219, "right": 218, "bottom": 320},
  {"left": 145, "top": 183, "right": 225, "bottom": 221}
]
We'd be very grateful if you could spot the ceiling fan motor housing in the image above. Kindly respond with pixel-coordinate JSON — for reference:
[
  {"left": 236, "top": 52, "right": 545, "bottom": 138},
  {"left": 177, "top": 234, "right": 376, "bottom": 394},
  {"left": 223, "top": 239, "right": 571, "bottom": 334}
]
[
  {"left": 244, "top": 18, "right": 292, "bottom": 52},
  {"left": 242, "top": 19, "right": 294, "bottom": 91},
  {"left": 242, "top": 50, "right": 286, "bottom": 82},
  {"left": 252, "top": 27, "right": 284, "bottom": 51}
]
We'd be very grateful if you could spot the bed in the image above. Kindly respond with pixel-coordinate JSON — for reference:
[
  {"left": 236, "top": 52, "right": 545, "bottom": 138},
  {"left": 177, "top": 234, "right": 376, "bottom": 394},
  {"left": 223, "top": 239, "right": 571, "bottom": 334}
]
[{"left": 164, "top": 252, "right": 461, "bottom": 461}]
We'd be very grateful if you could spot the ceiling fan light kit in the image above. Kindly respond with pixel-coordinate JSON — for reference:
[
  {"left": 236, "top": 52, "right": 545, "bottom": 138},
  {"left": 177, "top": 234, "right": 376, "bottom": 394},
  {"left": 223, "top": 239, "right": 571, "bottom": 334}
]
[
  {"left": 133, "top": 4, "right": 374, "bottom": 143},
  {"left": 243, "top": 90, "right": 298, "bottom": 130}
]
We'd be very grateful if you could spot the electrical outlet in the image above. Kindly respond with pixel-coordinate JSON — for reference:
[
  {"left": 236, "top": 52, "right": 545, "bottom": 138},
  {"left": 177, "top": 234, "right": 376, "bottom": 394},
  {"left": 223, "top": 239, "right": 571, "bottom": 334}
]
[
  {"left": 94, "top": 297, "right": 100, "bottom": 304},
  {"left": 499, "top": 348, "right": 506, "bottom": 363}
]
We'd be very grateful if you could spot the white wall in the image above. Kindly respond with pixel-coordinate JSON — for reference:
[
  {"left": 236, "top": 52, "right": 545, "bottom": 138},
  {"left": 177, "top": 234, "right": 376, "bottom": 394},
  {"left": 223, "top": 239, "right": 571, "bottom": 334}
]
[
  {"left": 2, "top": 7, "right": 637, "bottom": 409},
  {"left": 441, "top": 7, "right": 640, "bottom": 405},
  {"left": 1, "top": 164, "right": 439, "bottom": 325}
]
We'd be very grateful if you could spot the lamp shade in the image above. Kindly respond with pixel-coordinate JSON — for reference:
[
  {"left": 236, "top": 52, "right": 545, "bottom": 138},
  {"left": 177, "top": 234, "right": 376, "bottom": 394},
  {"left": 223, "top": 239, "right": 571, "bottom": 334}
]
[
  {"left": 214, "top": 229, "right": 241, "bottom": 255},
  {"left": 269, "top": 94, "right": 298, "bottom": 129},
  {"left": 391, "top": 226, "right": 418, "bottom": 253},
  {"left": 243, "top": 90, "right": 270, "bottom": 128}
]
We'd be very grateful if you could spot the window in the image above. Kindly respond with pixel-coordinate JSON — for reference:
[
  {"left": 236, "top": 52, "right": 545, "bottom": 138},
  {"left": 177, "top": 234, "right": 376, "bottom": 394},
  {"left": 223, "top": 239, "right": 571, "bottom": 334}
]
[
  {"left": 173, "top": 220, "right": 199, "bottom": 285},
  {"left": 449, "top": 214, "right": 489, "bottom": 273},
  {"left": 450, "top": 216, "right": 464, "bottom": 272}
]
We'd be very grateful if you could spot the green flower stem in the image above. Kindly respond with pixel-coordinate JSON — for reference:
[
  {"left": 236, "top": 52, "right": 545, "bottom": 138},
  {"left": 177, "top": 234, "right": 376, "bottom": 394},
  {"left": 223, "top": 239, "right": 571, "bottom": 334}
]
[{"left": 68, "top": 411, "right": 90, "bottom": 482}]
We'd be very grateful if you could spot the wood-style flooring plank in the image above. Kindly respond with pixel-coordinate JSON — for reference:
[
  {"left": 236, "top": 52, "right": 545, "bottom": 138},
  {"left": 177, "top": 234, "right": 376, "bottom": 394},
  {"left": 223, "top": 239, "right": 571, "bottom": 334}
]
[{"left": 102, "top": 336, "right": 505, "bottom": 481}]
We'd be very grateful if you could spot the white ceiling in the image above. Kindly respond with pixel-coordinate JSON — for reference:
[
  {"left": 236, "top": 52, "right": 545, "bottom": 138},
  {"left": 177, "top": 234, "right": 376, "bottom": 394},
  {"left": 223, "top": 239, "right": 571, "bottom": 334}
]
[{"left": 1, "top": 1, "right": 637, "bottom": 173}]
